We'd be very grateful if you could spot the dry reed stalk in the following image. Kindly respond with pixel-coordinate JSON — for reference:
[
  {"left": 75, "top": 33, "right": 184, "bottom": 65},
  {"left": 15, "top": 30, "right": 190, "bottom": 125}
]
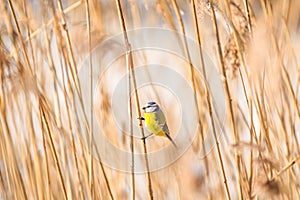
[
  {"left": 255, "top": 1, "right": 300, "bottom": 158},
  {"left": 45, "top": 2, "right": 91, "bottom": 197},
  {"left": 258, "top": 1, "right": 300, "bottom": 196},
  {"left": 2, "top": 1, "right": 36, "bottom": 199},
  {"left": 0, "top": 82, "right": 27, "bottom": 199},
  {"left": 129, "top": 1, "right": 163, "bottom": 106},
  {"left": 6, "top": 0, "right": 82, "bottom": 56},
  {"left": 253, "top": 89, "right": 273, "bottom": 169},
  {"left": 21, "top": 0, "right": 37, "bottom": 75},
  {"left": 50, "top": 0, "right": 90, "bottom": 143},
  {"left": 155, "top": 0, "right": 177, "bottom": 31},
  {"left": 126, "top": 4, "right": 136, "bottom": 197},
  {"left": 221, "top": 0, "right": 258, "bottom": 198},
  {"left": 47, "top": 2, "right": 111, "bottom": 198},
  {"left": 209, "top": 1, "right": 241, "bottom": 199},
  {"left": 41, "top": 13, "right": 68, "bottom": 199},
  {"left": 39, "top": 101, "right": 68, "bottom": 200},
  {"left": 125, "top": 36, "right": 136, "bottom": 199},
  {"left": 224, "top": 0, "right": 264, "bottom": 198},
  {"left": 169, "top": 0, "right": 198, "bottom": 144},
  {"left": 24, "top": 92, "right": 43, "bottom": 199},
  {"left": 83, "top": 0, "right": 95, "bottom": 198},
  {"left": 242, "top": 0, "right": 252, "bottom": 34},
  {"left": 44, "top": 21, "right": 84, "bottom": 198},
  {"left": 257, "top": 0, "right": 299, "bottom": 156},
  {"left": 115, "top": 0, "right": 153, "bottom": 199},
  {"left": 237, "top": 97, "right": 256, "bottom": 197},
  {"left": 83, "top": 84, "right": 114, "bottom": 199},
  {"left": 191, "top": 0, "right": 211, "bottom": 187},
  {"left": 56, "top": 0, "right": 82, "bottom": 95},
  {"left": 128, "top": 0, "right": 141, "bottom": 28},
  {"left": 89, "top": 135, "right": 115, "bottom": 199},
  {"left": 0, "top": 0, "right": 300, "bottom": 199},
  {"left": 223, "top": 1, "right": 250, "bottom": 79},
  {"left": 128, "top": 67, "right": 136, "bottom": 200},
  {"left": 7, "top": 0, "right": 32, "bottom": 74}
]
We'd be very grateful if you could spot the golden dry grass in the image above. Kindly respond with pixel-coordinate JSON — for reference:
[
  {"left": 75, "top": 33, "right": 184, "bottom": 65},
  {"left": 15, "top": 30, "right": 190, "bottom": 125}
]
[{"left": 0, "top": 0, "right": 300, "bottom": 199}]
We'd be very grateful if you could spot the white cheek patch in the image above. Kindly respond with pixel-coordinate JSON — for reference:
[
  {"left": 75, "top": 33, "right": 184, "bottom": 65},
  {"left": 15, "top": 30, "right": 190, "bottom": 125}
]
[{"left": 146, "top": 106, "right": 158, "bottom": 113}]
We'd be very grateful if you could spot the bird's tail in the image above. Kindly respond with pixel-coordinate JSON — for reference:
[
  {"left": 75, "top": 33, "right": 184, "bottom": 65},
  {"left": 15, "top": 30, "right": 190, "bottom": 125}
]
[{"left": 165, "top": 133, "right": 177, "bottom": 148}]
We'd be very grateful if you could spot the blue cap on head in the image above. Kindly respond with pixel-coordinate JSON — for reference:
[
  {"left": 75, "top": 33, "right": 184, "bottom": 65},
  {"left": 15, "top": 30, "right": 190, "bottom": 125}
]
[{"left": 147, "top": 102, "right": 156, "bottom": 105}]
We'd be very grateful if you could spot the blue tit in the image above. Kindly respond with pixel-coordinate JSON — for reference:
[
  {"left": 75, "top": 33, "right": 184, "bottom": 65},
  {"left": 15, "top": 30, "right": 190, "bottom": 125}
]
[{"left": 141, "top": 102, "right": 177, "bottom": 147}]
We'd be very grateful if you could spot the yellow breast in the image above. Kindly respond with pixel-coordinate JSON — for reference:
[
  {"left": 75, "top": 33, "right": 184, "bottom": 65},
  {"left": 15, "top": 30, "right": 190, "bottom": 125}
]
[{"left": 143, "top": 112, "right": 165, "bottom": 136}]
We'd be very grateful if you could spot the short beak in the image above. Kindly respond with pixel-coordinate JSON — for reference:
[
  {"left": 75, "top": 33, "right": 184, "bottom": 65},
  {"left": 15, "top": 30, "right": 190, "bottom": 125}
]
[{"left": 142, "top": 107, "right": 146, "bottom": 110}]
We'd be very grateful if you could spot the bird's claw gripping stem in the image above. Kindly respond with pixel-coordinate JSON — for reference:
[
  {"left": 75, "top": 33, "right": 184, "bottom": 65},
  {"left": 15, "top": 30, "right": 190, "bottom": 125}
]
[{"left": 140, "top": 133, "right": 153, "bottom": 140}]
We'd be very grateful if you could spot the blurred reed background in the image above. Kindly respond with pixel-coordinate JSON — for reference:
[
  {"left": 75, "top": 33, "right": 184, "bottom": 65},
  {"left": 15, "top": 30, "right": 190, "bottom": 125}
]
[{"left": 0, "top": 0, "right": 300, "bottom": 199}]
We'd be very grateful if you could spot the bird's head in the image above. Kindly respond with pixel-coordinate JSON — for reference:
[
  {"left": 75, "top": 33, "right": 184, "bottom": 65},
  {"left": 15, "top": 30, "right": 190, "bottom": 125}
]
[{"left": 142, "top": 101, "right": 159, "bottom": 113}]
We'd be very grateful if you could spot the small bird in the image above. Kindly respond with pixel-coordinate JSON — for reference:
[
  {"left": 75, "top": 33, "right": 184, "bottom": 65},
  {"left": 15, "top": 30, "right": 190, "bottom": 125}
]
[{"left": 140, "top": 101, "right": 177, "bottom": 147}]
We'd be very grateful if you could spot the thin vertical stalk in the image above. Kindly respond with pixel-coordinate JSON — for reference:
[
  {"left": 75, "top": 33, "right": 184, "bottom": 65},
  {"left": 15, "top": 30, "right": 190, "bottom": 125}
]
[
  {"left": 191, "top": 0, "right": 210, "bottom": 175},
  {"left": 115, "top": 0, "right": 153, "bottom": 199},
  {"left": 21, "top": 0, "right": 36, "bottom": 75},
  {"left": 54, "top": 0, "right": 91, "bottom": 143},
  {"left": 170, "top": 0, "right": 202, "bottom": 150},
  {"left": 209, "top": 1, "right": 236, "bottom": 199},
  {"left": 260, "top": 0, "right": 300, "bottom": 130},
  {"left": 172, "top": 1, "right": 231, "bottom": 198},
  {"left": 84, "top": 0, "right": 95, "bottom": 198},
  {"left": 91, "top": 139, "right": 114, "bottom": 199},
  {"left": 60, "top": 60, "right": 85, "bottom": 199},
  {"left": 0, "top": 75, "right": 28, "bottom": 200},
  {"left": 248, "top": 98, "right": 254, "bottom": 198},
  {"left": 40, "top": 101, "right": 68, "bottom": 200},
  {"left": 260, "top": 0, "right": 300, "bottom": 190},
  {"left": 190, "top": 0, "right": 213, "bottom": 198},
  {"left": 41, "top": 2, "right": 84, "bottom": 197},
  {"left": 221, "top": 1, "right": 259, "bottom": 197},
  {"left": 242, "top": 0, "right": 252, "bottom": 34},
  {"left": 125, "top": 4, "right": 136, "bottom": 195},
  {"left": 55, "top": 0, "right": 82, "bottom": 97},
  {"left": 7, "top": 0, "right": 33, "bottom": 74},
  {"left": 0, "top": 152, "right": 7, "bottom": 198},
  {"left": 128, "top": 54, "right": 136, "bottom": 200},
  {"left": 39, "top": 108, "right": 51, "bottom": 200},
  {"left": 7, "top": 0, "right": 83, "bottom": 59}
]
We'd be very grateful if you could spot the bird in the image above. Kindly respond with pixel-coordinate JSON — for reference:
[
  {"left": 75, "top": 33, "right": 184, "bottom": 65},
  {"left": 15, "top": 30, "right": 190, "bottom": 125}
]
[{"left": 140, "top": 101, "right": 177, "bottom": 147}]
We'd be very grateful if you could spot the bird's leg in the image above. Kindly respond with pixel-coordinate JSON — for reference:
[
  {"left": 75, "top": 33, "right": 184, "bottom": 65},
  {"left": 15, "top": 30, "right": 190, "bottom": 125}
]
[
  {"left": 136, "top": 116, "right": 151, "bottom": 139},
  {"left": 140, "top": 133, "right": 154, "bottom": 140}
]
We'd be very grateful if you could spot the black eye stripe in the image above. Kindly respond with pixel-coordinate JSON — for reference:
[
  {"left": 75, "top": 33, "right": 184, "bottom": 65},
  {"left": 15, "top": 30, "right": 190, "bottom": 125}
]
[
  {"left": 143, "top": 104, "right": 157, "bottom": 109},
  {"left": 148, "top": 105, "right": 156, "bottom": 108}
]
